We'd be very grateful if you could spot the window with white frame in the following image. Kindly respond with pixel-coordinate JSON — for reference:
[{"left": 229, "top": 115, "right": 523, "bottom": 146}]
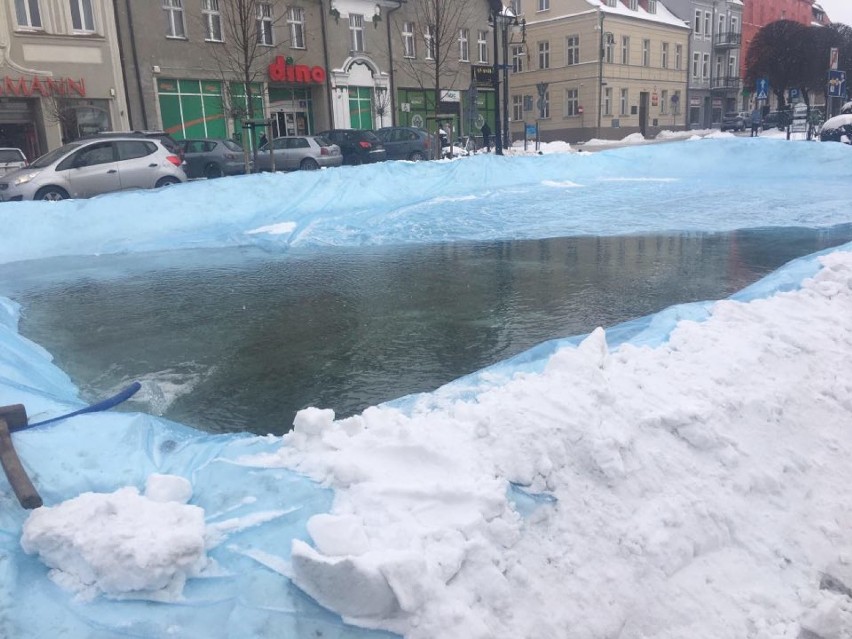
[
  {"left": 163, "top": 0, "right": 184, "bottom": 38},
  {"left": 604, "top": 87, "right": 612, "bottom": 116},
  {"left": 564, "top": 87, "right": 579, "bottom": 117},
  {"left": 477, "top": 30, "right": 488, "bottom": 62},
  {"left": 660, "top": 89, "right": 668, "bottom": 114},
  {"left": 694, "top": 9, "right": 701, "bottom": 35},
  {"left": 15, "top": 0, "right": 42, "bottom": 28},
  {"left": 715, "top": 55, "right": 722, "bottom": 79},
  {"left": 620, "top": 88, "right": 628, "bottom": 115},
  {"left": 403, "top": 21, "right": 416, "bottom": 58},
  {"left": 70, "top": 0, "right": 94, "bottom": 32},
  {"left": 628, "top": 0, "right": 637, "bottom": 10},
  {"left": 350, "top": 14, "right": 364, "bottom": 52},
  {"left": 702, "top": 53, "right": 709, "bottom": 77},
  {"left": 511, "top": 44, "right": 524, "bottom": 72},
  {"left": 566, "top": 35, "right": 579, "bottom": 65},
  {"left": 692, "top": 52, "right": 700, "bottom": 78},
  {"left": 731, "top": 16, "right": 738, "bottom": 34},
  {"left": 257, "top": 2, "right": 274, "bottom": 45},
  {"left": 202, "top": 0, "right": 222, "bottom": 42},
  {"left": 510, "top": 0, "right": 521, "bottom": 14},
  {"left": 728, "top": 54, "right": 737, "bottom": 78},
  {"left": 621, "top": 35, "right": 629, "bottom": 65},
  {"left": 704, "top": 11, "right": 711, "bottom": 37},
  {"left": 642, "top": 39, "right": 649, "bottom": 66},
  {"left": 459, "top": 28, "right": 469, "bottom": 62},
  {"left": 605, "top": 34, "right": 614, "bottom": 63},
  {"left": 538, "top": 0, "right": 549, "bottom": 11},
  {"left": 512, "top": 95, "right": 523, "bottom": 121},
  {"left": 648, "top": 0, "right": 656, "bottom": 13},
  {"left": 424, "top": 24, "right": 435, "bottom": 59},
  {"left": 675, "top": 44, "right": 682, "bottom": 70},
  {"left": 288, "top": 6, "right": 305, "bottom": 48},
  {"left": 538, "top": 41, "right": 549, "bottom": 69},
  {"left": 661, "top": 42, "right": 668, "bottom": 68},
  {"left": 718, "top": 14, "right": 725, "bottom": 35},
  {"left": 540, "top": 90, "right": 549, "bottom": 117}
]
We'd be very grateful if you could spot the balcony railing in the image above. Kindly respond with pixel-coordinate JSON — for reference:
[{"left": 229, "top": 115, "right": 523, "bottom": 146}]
[
  {"left": 711, "top": 75, "right": 741, "bottom": 90},
  {"left": 715, "top": 31, "right": 741, "bottom": 48}
]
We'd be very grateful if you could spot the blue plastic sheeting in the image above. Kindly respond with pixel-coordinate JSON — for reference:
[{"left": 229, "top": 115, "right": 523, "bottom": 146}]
[{"left": 0, "top": 139, "right": 850, "bottom": 637}]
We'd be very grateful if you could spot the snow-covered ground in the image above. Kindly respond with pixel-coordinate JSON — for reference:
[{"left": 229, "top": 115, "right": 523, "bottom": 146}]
[{"left": 1, "top": 135, "right": 851, "bottom": 638}]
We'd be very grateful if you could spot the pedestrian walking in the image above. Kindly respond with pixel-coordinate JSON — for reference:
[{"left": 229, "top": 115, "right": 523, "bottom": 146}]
[
  {"left": 259, "top": 132, "right": 268, "bottom": 148},
  {"left": 750, "top": 108, "right": 762, "bottom": 137},
  {"left": 481, "top": 121, "right": 492, "bottom": 152}
]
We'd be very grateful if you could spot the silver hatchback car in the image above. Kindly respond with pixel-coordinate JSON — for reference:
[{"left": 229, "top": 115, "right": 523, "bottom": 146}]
[
  {"left": 0, "top": 137, "right": 186, "bottom": 201},
  {"left": 255, "top": 135, "right": 342, "bottom": 171}
]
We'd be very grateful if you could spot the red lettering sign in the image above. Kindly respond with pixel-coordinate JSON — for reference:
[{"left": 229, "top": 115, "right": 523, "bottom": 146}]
[
  {"left": 0, "top": 76, "right": 86, "bottom": 97},
  {"left": 268, "top": 56, "right": 326, "bottom": 85}
]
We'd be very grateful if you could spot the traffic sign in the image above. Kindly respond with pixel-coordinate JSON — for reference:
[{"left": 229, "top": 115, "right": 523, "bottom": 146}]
[
  {"left": 756, "top": 78, "right": 769, "bottom": 100},
  {"left": 828, "top": 70, "right": 847, "bottom": 98}
]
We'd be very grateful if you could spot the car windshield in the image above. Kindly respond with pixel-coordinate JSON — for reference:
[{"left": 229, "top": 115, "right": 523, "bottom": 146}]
[
  {"left": 223, "top": 140, "right": 242, "bottom": 152},
  {"left": 30, "top": 143, "right": 83, "bottom": 168},
  {"left": 0, "top": 150, "right": 24, "bottom": 163}
]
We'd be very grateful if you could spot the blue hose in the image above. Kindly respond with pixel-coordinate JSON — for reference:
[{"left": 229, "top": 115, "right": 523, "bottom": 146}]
[{"left": 24, "top": 382, "right": 142, "bottom": 430}]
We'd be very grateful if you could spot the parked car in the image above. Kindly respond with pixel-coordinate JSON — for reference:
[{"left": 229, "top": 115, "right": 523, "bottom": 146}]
[
  {"left": 255, "top": 135, "right": 343, "bottom": 171},
  {"left": 178, "top": 138, "right": 246, "bottom": 178},
  {"left": 720, "top": 112, "right": 745, "bottom": 132},
  {"left": 762, "top": 110, "right": 790, "bottom": 130},
  {"left": 375, "top": 126, "right": 432, "bottom": 161},
  {"left": 314, "top": 129, "right": 387, "bottom": 165},
  {"left": 0, "top": 148, "right": 27, "bottom": 176},
  {"left": 88, "top": 130, "right": 184, "bottom": 161},
  {"left": 0, "top": 137, "right": 186, "bottom": 201},
  {"left": 819, "top": 114, "right": 852, "bottom": 143}
]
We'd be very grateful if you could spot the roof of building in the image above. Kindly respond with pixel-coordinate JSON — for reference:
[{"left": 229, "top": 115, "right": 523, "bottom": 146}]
[{"left": 583, "top": 0, "right": 691, "bottom": 29}]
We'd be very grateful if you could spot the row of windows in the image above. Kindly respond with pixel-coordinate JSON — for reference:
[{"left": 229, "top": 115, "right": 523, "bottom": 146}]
[
  {"left": 694, "top": 9, "right": 740, "bottom": 38},
  {"left": 401, "top": 23, "right": 491, "bottom": 63},
  {"left": 163, "top": 0, "right": 305, "bottom": 47},
  {"left": 531, "top": 35, "right": 684, "bottom": 71},
  {"left": 510, "top": 87, "right": 681, "bottom": 120},
  {"left": 692, "top": 52, "right": 739, "bottom": 79},
  {"left": 15, "top": 0, "right": 95, "bottom": 32}
]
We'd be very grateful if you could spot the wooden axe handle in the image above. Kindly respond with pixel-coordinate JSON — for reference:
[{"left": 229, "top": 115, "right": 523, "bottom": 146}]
[{"left": 0, "top": 418, "right": 42, "bottom": 509}]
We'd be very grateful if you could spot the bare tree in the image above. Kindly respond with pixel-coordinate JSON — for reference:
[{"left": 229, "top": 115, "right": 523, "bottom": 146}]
[{"left": 396, "top": 0, "right": 480, "bottom": 122}]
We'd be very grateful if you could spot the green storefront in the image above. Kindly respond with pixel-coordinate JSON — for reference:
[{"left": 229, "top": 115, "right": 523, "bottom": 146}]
[
  {"left": 157, "top": 78, "right": 264, "bottom": 143},
  {"left": 395, "top": 87, "right": 496, "bottom": 136}
]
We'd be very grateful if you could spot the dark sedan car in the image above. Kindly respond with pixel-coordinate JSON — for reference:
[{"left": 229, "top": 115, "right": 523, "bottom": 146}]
[
  {"left": 178, "top": 138, "right": 247, "bottom": 178},
  {"left": 375, "top": 126, "right": 432, "bottom": 161},
  {"left": 315, "top": 129, "right": 386, "bottom": 165}
]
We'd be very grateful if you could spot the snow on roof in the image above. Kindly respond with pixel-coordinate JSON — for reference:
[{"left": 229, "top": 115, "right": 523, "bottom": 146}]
[{"left": 583, "top": 0, "right": 690, "bottom": 29}]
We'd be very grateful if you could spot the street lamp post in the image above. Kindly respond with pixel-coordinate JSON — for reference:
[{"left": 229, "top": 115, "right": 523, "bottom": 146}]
[{"left": 491, "top": 7, "right": 503, "bottom": 155}]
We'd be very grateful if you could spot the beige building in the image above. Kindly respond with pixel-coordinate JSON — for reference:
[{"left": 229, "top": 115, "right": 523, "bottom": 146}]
[
  {"left": 507, "top": 0, "right": 690, "bottom": 143},
  {"left": 0, "top": 0, "right": 128, "bottom": 158}
]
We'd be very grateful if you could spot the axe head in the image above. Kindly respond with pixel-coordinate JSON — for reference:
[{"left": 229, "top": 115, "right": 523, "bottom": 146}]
[{"left": 0, "top": 405, "right": 28, "bottom": 432}]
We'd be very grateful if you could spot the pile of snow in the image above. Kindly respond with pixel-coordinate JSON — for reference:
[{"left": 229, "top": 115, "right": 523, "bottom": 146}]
[{"left": 0, "top": 139, "right": 851, "bottom": 637}]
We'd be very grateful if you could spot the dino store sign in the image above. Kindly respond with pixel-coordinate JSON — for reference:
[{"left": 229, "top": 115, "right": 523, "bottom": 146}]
[{"left": 0, "top": 75, "right": 86, "bottom": 97}]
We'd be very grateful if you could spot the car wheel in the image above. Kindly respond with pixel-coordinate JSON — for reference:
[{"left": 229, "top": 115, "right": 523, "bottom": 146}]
[
  {"left": 35, "top": 186, "right": 69, "bottom": 201},
  {"left": 408, "top": 151, "right": 424, "bottom": 161},
  {"left": 204, "top": 163, "right": 223, "bottom": 179},
  {"left": 156, "top": 176, "right": 181, "bottom": 188},
  {"left": 300, "top": 158, "right": 319, "bottom": 171}
]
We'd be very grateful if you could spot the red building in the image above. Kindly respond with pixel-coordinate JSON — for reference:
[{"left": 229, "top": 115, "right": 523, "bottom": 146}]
[{"left": 741, "top": 0, "right": 816, "bottom": 79}]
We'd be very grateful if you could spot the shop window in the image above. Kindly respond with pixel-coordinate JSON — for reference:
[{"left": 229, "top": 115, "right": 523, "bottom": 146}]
[
  {"left": 163, "top": 0, "right": 185, "bottom": 38},
  {"left": 288, "top": 7, "right": 305, "bottom": 49},
  {"left": 70, "top": 0, "right": 94, "bottom": 32},
  {"left": 15, "top": 0, "right": 42, "bottom": 29},
  {"left": 257, "top": 2, "right": 274, "bottom": 46},
  {"left": 203, "top": 0, "right": 222, "bottom": 42}
]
